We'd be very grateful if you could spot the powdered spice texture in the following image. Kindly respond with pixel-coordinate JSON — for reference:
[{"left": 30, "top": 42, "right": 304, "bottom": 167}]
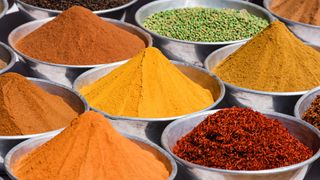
[
  {"left": 80, "top": 47, "right": 214, "bottom": 118},
  {"left": 0, "top": 73, "right": 78, "bottom": 136},
  {"left": 173, "top": 107, "right": 313, "bottom": 170},
  {"left": 271, "top": 0, "right": 320, "bottom": 26},
  {"left": 213, "top": 21, "right": 320, "bottom": 92},
  {"left": 13, "top": 111, "right": 169, "bottom": 180},
  {"left": 15, "top": 6, "right": 145, "bottom": 65}
]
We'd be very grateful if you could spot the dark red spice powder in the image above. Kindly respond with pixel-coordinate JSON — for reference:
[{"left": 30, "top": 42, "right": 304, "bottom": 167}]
[{"left": 173, "top": 107, "right": 313, "bottom": 170}]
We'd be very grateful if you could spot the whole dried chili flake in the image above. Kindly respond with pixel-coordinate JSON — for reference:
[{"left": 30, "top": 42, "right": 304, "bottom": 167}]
[
  {"left": 173, "top": 107, "right": 313, "bottom": 170},
  {"left": 302, "top": 95, "right": 320, "bottom": 130}
]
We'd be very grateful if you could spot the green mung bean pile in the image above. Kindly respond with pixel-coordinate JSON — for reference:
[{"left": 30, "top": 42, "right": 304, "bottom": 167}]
[{"left": 144, "top": 7, "right": 269, "bottom": 42}]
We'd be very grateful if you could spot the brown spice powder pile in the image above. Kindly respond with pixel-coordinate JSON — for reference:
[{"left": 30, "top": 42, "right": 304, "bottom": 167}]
[
  {"left": 303, "top": 95, "right": 320, "bottom": 129},
  {"left": 173, "top": 107, "right": 313, "bottom": 170},
  {"left": 0, "top": 58, "right": 7, "bottom": 69},
  {"left": 271, "top": 0, "right": 320, "bottom": 26},
  {"left": 0, "top": 73, "right": 78, "bottom": 136},
  {"left": 15, "top": 6, "right": 146, "bottom": 65},
  {"left": 14, "top": 111, "right": 169, "bottom": 180}
]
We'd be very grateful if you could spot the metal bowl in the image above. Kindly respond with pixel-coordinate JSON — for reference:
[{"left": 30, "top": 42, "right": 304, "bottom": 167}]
[
  {"left": 264, "top": 0, "right": 320, "bottom": 46},
  {"left": 73, "top": 60, "right": 225, "bottom": 145},
  {"left": 162, "top": 109, "right": 320, "bottom": 180},
  {"left": 0, "top": 77, "right": 89, "bottom": 172},
  {"left": 0, "top": 0, "right": 8, "bottom": 19},
  {"left": 0, "top": 42, "right": 17, "bottom": 74},
  {"left": 204, "top": 42, "right": 320, "bottom": 115},
  {"left": 16, "top": 0, "right": 139, "bottom": 20},
  {"left": 5, "top": 131, "right": 177, "bottom": 180},
  {"left": 294, "top": 86, "right": 320, "bottom": 120},
  {"left": 135, "top": 0, "right": 274, "bottom": 66},
  {"left": 8, "top": 17, "right": 152, "bottom": 87}
]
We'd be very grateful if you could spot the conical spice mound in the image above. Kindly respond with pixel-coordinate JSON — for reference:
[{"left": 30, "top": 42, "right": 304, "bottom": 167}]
[
  {"left": 80, "top": 47, "right": 214, "bottom": 118},
  {"left": 13, "top": 111, "right": 170, "bottom": 180},
  {"left": 213, "top": 20, "right": 320, "bottom": 92}
]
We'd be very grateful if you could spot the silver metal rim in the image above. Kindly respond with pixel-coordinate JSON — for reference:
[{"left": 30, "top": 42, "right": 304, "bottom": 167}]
[
  {"left": 161, "top": 109, "right": 320, "bottom": 175},
  {"left": 0, "top": 0, "right": 8, "bottom": 19},
  {"left": 204, "top": 42, "right": 316, "bottom": 96},
  {"left": 0, "top": 77, "right": 89, "bottom": 140},
  {"left": 73, "top": 60, "right": 226, "bottom": 121},
  {"left": 263, "top": 0, "right": 320, "bottom": 29},
  {"left": 16, "top": 0, "right": 139, "bottom": 15},
  {"left": 8, "top": 17, "right": 152, "bottom": 68},
  {"left": 5, "top": 131, "right": 178, "bottom": 180},
  {"left": 0, "top": 42, "right": 17, "bottom": 73},
  {"left": 135, "top": 0, "right": 274, "bottom": 45},
  {"left": 294, "top": 86, "right": 320, "bottom": 119}
]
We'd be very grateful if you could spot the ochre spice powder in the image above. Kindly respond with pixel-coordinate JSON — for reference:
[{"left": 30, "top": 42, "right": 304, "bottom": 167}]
[
  {"left": 13, "top": 111, "right": 169, "bottom": 180},
  {"left": 0, "top": 73, "right": 78, "bottom": 135},
  {"left": 173, "top": 107, "right": 313, "bottom": 170},
  {"left": 15, "top": 6, "right": 145, "bottom": 65}
]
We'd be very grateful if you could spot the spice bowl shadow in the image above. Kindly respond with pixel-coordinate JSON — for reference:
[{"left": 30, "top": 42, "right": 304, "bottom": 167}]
[
  {"left": 73, "top": 60, "right": 225, "bottom": 145},
  {"left": 135, "top": 0, "right": 274, "bottom": 66},
  {"left": 4, "top": 131, "right": 178, "bottom": 180},
  {"left": 0, "top": 77, "right": 89, "bottom": 172},
  {"left": 263, "top": 0, "right": 320, "bottom": 46},
  {"left": 161, "top": 110, "right": 320, "bottom": 180},
  {"left": 204, "top": 42, "right": 320, "bottom": 115},
  {"left": 0, "top": 42, "right": 17, "bottom": 74},
  {"left": 294, "top": 86, "right": 320, "bottom": 119},
  {"left": 8, "top": 17, "right": 152, "bottom": 88},
  {"left": 0, "top": 0, "right": 8, "bottom": 20},
  {"left": 15, "top": 0, "right": 139, "bottom": 20}
]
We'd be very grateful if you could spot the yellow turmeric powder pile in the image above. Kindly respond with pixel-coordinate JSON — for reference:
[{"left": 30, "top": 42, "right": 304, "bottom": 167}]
[
  {"left": 213, "top": 21, "right": 320, "bottom": 92},
  {"left": 13, "top": 111, "right": 170, "bottom": 180},
  {"left": 80, "top": 47, "right": 214, "bottom": 118}
]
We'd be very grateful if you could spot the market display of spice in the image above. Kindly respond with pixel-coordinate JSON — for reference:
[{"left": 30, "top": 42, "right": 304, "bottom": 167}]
[
  {"left": 80, "top": 47, "right": 214, "bottom": 118},
  {"left": 173, "top": 107, "right": 313, "bottom": 170},
  {"left": 270, "top": 0, "right": 320, "bottom": 26},
  {"left": 13, "top": 111, "right": 170, "bottom": 180},
  {"left": 0, "top": 0, "right": 320, "bottom": 179},
  {"left": 213, "top": 20, "right": 320, "bottom": 92},
  {"left": 143, "top": 7, "right": 269, "bottom": 42},
  {"left": 0, "top": 73, "right": 78, "bottom": 135},
  {"left": 20, "top": 0, "right": 132, "bottom": 11}
]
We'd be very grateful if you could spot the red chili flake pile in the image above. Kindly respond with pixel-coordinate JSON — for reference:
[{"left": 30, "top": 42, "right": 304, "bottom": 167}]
[
  {"left": 303, "top": 95, "right": 320, "bottom": 130},
  {"left": 173, "top": 107, "right": 313, "bottom": 170}
]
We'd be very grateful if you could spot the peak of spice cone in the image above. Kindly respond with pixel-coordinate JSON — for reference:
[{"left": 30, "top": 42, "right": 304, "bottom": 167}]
[
  {"left": 0, "top": 73, "right": 78, "bottom": 135},
  {"left": 15, "top": 6, "right": 145, "bottom": 65},
  {"left": 270, "top": 0, "right": 320, "bottom": 26},
  {"left": 13, "top": 111, "right": 169, "bottom": 180},
  {"left": 173, "top": 107, "right": 313, "bottom": 170},
  {"left": 80, "top": 47, "right": 214, "bottom": 118},
  {"left": 213, "top": 20, "right": 320, "bottom": 92}
]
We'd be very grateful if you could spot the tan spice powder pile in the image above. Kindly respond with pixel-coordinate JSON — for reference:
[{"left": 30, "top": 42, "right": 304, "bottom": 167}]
[
  {"left": 0, "top": 73, "right": 78, "bottom": 135},
  {"left": 213, "top": 21, "right": 320, "bottom": 92},
  {"left": 15, "top": 6, "right": 146, "bottom": 65},
  {"left": 270, "top": 0, "right": 320, "bottom": 26},
  {"left": 13, "top": 111, "right": 169, "bottom": 180}
]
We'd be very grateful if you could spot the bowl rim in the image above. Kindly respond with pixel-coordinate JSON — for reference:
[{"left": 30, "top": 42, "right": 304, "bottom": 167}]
[
  {"left": 294, "top": 86, "right": 320, "bottom": 119},
  {"left": 161, "top": 109, "right": 320, "bottom": 175},
  {"left": 4, "top": 131, "right": 178, "bottom": 180},
  {"left": 0, "top": 42, "right": 17, "bottom": 74},
  {"left": 16, "top": 0, "right": 139, "bottom": 14},
  {"left": 135, "top": 0, "right": 274, "bottom": 45},
  {"left": 8, "top": 17, "right": 152, "bottom": 68},
  {"left": 0, "top": 77, "right": 89, "bottom": 139},
  {"left": 0, "top": 0, "right": 8, "bottom": 19},
  {"left": 204, "top": 42, "right": 320, "bottom": 96},
  {"left": 73, "top": 60, "right": 226, "bottom": 121},
  {"left": 263, "top": 0, "right": 320, "bottom": 29}
]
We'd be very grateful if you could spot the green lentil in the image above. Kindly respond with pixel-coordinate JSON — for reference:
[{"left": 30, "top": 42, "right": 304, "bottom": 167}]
[{"left": 143, "top": 7, "right": 269, "bottom": 42}]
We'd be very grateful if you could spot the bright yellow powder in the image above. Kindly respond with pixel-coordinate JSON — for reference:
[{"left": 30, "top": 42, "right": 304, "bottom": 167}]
[{"left": 80, "top": 47, "right": 214, "bottom": 118}]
